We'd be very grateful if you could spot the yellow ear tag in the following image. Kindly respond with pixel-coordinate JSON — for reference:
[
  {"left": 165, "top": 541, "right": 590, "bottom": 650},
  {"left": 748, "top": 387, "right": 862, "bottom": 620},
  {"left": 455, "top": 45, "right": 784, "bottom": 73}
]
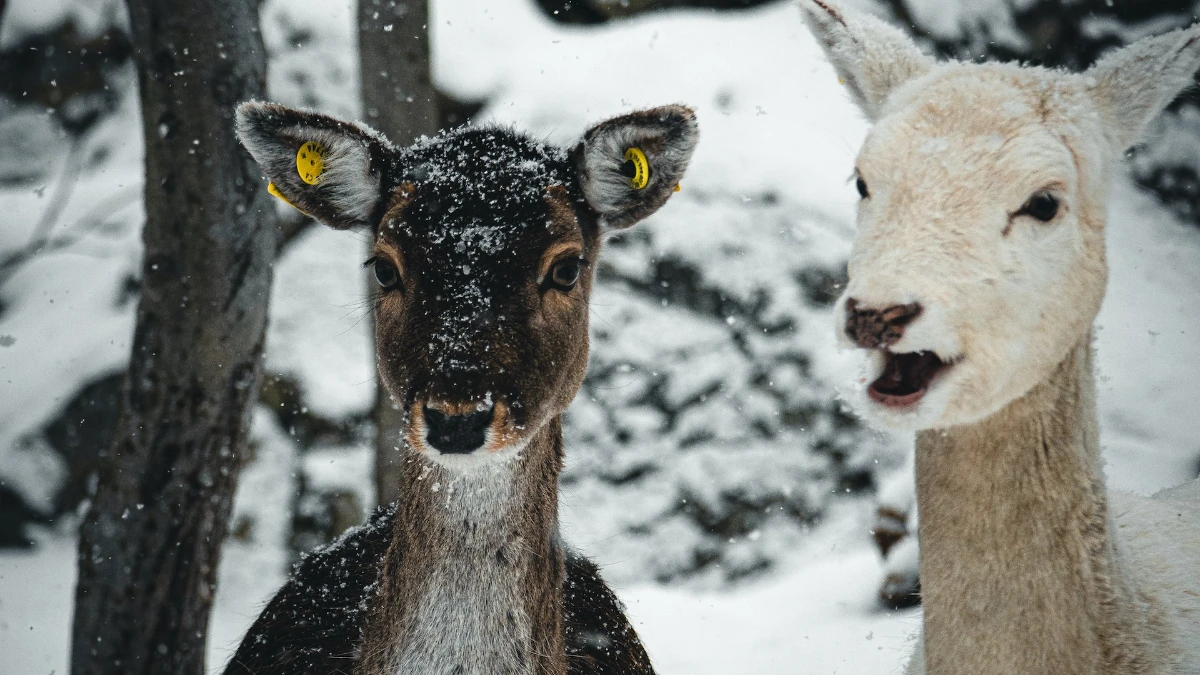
[
  {"left": 267, "top": 181, "right": 306, "bottom": 214},
  {"left": 296, "top": 141, "right": 327, "bottom": 185},
  {"left": 623, "top": 147, "right": 650, "bottom": 190},
  {"left": 673, "top": 183, "right": 681, "bottom": 192}
]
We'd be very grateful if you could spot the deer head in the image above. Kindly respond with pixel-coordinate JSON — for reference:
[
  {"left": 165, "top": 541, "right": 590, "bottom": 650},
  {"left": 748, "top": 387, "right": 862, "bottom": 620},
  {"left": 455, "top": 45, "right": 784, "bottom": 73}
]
[
  {"left": 800, "top": 0, "right": 1200, "bottom": 430},
  {"left": 236, "top": 102, "right": 697, "bottom": 468}
]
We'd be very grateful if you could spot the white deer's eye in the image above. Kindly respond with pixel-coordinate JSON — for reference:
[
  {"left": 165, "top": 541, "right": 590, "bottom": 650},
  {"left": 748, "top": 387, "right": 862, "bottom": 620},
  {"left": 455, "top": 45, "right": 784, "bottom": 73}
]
[
  {"left": 855, "top": 177, "right": 869, "bottom": 199},
  {"left": 1018, "top": 191, "right": 1060, "bottom": 222}
]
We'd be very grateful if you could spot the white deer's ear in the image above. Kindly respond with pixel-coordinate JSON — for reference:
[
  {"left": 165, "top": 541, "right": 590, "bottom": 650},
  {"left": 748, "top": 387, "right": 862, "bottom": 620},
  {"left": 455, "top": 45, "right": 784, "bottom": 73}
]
[
  {"left": 1086, "top": 24, "right": 1200, "bottom": 151},
  {"left": 576, "top": 105, "right": 698, "bottom": 230},
  {"left": 798, "top": 0, "right": 933, "bottom": 120},
  {"left": 235, "top": 101, "right": 397, "bottom": 230}
]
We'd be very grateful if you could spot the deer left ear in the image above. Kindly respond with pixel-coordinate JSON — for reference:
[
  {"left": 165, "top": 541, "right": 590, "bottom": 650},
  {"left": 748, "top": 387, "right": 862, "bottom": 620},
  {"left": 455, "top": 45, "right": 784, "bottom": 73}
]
[{"left": 576, "top": 105, "right": 698, "bottom": 230}]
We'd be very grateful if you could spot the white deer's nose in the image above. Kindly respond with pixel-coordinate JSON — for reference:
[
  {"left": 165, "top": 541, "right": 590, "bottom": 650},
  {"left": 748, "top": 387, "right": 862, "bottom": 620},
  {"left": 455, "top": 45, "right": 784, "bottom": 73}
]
[{"left": 843, "top": 298, "right": 924, "bottom": 350}]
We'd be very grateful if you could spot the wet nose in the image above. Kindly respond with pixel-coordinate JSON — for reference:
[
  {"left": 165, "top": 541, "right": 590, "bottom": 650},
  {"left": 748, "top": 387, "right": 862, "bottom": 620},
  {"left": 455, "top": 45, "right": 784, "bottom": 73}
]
[
  {"left": 423, "top": 403, "right": 495, "bottom": 454},
  {"left": 844, "top": 298, "right": 923, "bottom": 349}
]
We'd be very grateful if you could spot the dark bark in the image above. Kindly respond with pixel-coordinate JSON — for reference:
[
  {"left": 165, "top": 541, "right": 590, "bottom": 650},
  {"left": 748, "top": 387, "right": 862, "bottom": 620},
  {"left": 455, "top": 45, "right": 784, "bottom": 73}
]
[
  {"left": 70, "top": 0, "right": 276, "bottom": 672},
  {"left": 357, "top": 0, "right": 439, "bottom": 506}
]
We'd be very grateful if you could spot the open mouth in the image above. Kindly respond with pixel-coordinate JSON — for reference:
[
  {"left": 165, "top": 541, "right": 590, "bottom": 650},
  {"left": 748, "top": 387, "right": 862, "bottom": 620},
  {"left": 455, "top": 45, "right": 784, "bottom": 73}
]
[{"left": 868, "top": 351, "right": 952, "bottom": 408}]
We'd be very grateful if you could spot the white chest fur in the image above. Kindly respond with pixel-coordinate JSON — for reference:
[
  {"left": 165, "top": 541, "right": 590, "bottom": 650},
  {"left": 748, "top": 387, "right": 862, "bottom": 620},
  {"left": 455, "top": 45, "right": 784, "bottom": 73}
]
[
  {"left": 393, "top": 561, "right": 533, "bottom": 675},
  {"left": 391, "top": 465, "right": 536, "bottom": 675}
]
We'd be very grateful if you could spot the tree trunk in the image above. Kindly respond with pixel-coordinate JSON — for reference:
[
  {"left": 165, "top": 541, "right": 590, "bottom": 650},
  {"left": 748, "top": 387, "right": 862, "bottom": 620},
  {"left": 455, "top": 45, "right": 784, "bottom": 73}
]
[
  {"left": 71, "top": 0, "right": 275, "bottom": 672},
  {"left": 358, "top": 0, "right": 439, "bottom": 506}
]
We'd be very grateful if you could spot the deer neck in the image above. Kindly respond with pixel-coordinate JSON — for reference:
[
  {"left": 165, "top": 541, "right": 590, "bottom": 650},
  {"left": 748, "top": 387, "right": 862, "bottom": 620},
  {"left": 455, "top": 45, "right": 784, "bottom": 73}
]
[
  {"left": 914, "top": 334, "right": 1164, "bottom": 674},
  {"left": 357, "top": 416, "right": 567, "bottom": 675}
]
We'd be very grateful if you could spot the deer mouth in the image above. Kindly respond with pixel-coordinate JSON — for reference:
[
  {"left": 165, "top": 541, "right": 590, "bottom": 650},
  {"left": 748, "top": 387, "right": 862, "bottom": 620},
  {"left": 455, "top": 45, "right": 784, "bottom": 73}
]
[{"left": 868, "top": 351, "right": 952, "bottom": 408}]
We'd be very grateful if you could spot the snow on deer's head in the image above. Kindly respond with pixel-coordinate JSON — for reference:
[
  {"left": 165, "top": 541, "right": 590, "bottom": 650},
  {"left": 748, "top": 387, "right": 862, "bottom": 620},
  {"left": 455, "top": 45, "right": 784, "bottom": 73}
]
[
  {"left": 236, "top": 103, "right": 697, "bottom": 468},
  {"left": 800, "top": 0, "right": 1200, "bottom": 430}
]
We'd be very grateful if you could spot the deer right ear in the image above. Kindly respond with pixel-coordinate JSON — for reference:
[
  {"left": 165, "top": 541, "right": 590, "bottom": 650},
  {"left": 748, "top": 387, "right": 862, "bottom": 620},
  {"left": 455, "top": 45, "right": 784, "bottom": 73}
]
[
  {"left": 576, "top": 105, "right": 698, "bottom": 230},
  {"left": 797, "top": 0, "right": 933, "bottom": 121},
  {"left": 235, "top": 101, "right": 396, "bottom": 230},
  {"left": 1086, "top": 24, "right": 1200, "bottom": 152}
]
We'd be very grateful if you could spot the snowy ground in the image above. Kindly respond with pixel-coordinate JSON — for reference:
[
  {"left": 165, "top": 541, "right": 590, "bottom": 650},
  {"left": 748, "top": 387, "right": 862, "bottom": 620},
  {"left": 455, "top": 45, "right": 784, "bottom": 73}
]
[{"left": 2, "top": 0, "right": 1200, "bottom": 672}]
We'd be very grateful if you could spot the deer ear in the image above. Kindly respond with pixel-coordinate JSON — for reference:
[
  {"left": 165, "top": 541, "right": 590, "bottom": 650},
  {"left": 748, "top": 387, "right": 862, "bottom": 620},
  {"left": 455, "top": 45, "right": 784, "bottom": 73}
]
[
  {"left": 235, "top": 101, "right": 396, "bottom": 230},
  {"left": 797, "top": 0, "right": 933, "bottom": 121},
  {"left": 1086, "top": 24, "right": 1200, "bottom": 152},
  {"left": 576, "top": 105, "right": 698, "bottom": 230}
]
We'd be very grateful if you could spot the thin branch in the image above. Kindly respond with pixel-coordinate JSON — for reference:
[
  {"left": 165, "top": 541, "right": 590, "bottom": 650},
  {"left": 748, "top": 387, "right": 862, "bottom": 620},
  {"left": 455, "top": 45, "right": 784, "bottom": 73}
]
[
  {"left": 25, "top": 130, "right": 92, "bottom": 249},
  {"left": 0, "top": 185, "right": 139, "bottom": 288}
]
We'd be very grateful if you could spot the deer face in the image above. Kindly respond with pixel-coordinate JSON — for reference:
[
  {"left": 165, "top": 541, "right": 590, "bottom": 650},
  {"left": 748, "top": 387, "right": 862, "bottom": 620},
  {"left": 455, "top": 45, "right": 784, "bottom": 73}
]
[
  {"left": 370, "top": 132, "right": 595, "bottom": 464},
  {"left": 237, "top": 103, "right": 697, "bottom": 467},
  {"left": 800, "top": 0, "right": 1200, "bottom": 430},
  {"left": 839, "top": 70, "right": 1110, "bottom": 430}
]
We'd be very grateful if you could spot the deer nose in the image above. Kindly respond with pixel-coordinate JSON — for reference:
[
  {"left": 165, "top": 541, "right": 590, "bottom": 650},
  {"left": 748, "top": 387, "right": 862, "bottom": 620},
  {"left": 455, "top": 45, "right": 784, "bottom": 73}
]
[
  {"left": 423, "top": 402, "right": 495, "bottom": 454},
  {"left": 844, "top": 298, "right": 923, "bottom": 349}
]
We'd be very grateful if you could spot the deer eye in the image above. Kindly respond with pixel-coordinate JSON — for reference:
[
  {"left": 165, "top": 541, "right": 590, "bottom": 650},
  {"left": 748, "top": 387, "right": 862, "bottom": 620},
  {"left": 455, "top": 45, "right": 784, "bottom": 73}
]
[
  {"left": 547, "top": 257, "right": 583, "bottom": 291},
  {"left": 855, "top": 176, "right": 869, "bottom": 199},
  {"left": 1018, "top": 191, "right": 1060, "bottom": 222},
  {"left": 370, "top": 258, "right": 402, "bottom": 290}
]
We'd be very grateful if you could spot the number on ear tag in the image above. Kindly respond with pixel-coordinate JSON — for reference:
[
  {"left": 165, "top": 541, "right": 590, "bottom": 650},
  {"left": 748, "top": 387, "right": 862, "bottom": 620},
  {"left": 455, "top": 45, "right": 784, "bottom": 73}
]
[{"left": 297, "top": 141, "right": 327, "bottom": 185}]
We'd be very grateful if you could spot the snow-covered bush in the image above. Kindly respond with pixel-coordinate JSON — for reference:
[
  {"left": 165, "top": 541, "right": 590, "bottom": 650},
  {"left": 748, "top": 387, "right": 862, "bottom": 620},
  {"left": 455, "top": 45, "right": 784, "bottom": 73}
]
[{"left": 560, "top": 196, "right": 897, "bottom": 583}]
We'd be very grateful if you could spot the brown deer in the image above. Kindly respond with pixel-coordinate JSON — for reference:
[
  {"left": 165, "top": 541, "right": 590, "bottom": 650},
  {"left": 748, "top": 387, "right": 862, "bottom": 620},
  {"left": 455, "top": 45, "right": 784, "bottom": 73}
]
[{"left": 225, "top": 101, "right": 698, "bottom": 675}]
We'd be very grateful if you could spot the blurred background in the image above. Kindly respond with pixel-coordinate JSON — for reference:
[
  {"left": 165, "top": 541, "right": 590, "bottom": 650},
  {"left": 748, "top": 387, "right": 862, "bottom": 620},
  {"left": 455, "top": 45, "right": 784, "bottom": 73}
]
[{"left": 1, "top": 0, "right": 1199, "bottom": 672}]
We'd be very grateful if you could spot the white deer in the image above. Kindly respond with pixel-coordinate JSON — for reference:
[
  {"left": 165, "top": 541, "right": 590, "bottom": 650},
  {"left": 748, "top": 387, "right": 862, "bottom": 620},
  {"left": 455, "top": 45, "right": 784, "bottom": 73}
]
[{"left": 799, "top": 1, "right": 1200, "bottom": 673}]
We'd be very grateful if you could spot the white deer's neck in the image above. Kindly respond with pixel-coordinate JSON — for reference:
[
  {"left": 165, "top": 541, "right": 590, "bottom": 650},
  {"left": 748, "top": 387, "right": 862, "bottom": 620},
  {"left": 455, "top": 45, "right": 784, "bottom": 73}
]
[
  {"left": 914, "top": 335, "right": 1165, "bottom": 674},
  {"left": 357, "top": 419, "right": 566, "bottom": 675}
]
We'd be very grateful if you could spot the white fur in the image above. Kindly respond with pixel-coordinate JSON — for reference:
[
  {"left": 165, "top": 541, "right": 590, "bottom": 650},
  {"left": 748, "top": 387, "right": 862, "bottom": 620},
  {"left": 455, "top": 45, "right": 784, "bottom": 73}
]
[
  {"left": 391, "top": 467, "right": 533, "bottom": 675},
  {"left": 800, "top": 0, "right": 1200, "bottom": 671},
  {"left": 797, "top": 0, "right": 932, "bottom": 120}
]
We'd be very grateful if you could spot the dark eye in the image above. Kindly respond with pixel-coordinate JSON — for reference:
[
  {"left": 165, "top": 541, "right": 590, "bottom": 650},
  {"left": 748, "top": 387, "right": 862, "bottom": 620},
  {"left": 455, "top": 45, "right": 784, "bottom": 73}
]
[
  {"left": 372, "top": 258, "right": 401, "bottom": 290},
  {"left": 547, "top": 257, "right": 583, "bottom": 291},
  {"left": 1018, "top": 191, "right": 1060, "bottom": 222},
  {"left": 855, "top": 176, "right": 869, "bottom": 199}
]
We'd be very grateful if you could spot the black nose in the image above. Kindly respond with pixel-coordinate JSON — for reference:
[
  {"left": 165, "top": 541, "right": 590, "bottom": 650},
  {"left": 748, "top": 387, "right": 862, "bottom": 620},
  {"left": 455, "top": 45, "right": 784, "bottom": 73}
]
[{"left": 423, "top": 404, "right": 495, "bottom": 454}]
